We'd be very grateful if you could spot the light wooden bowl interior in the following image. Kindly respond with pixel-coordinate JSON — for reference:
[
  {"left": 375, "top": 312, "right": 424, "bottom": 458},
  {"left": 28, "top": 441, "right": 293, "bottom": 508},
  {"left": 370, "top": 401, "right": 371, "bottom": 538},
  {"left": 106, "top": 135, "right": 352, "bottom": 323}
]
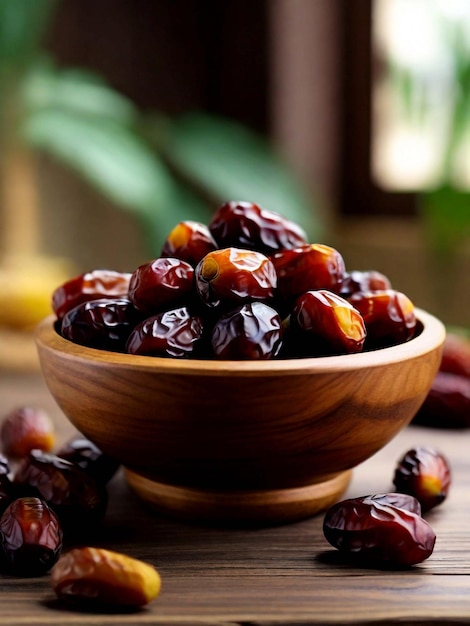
[{"left": 35, "top": 308, "right": 445, "bottom": 525}]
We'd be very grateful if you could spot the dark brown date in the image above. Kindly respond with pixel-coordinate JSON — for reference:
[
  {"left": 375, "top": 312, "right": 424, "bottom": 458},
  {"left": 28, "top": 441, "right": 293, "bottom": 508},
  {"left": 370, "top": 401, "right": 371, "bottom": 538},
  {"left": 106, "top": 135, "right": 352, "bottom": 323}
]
[
  {"left": 340, "top": 270, "right": 392, "bottom": 297},
  {"left": 128, "top": 257, "right": 194, "bottom": 314},
  {"left": 413, "top": 371, "right": 470, "bottom": 428},
  {"left": 13, "top": 450, "right": 107, "bottom": 533},
  {"left": 161, "top": 220, "right": 218, "bottom": 266},
  {"left": 287, "top": 290, "right": 366, "bottom": 356},
  {"left": 1, "top": 406, "right": 55, "bottom": 458},
  {"left": 61, "top": 298, "right": 142, "bottom": 352},
  {"left": 323, "top": 493, "right": 436, "bottom": 567},
  {"left": 393, "top": 447, "right": 451, "bottom": 512},
  {"left": 271, "top": 244, "right": 346, "bottom": 305},
  {"left": 195, "top": 247, "right": 277, "bottom": 309},
  {"left": 348, "top": 289, "right": 417, "bottom": 349},
  {"left": 56, "top": 436, "right": 120, "bottom": 485},
  {"left": 126, "top": 307, "right": 204, "bottom": 358},
  {"left": 208, "top": 201, "right": 308, "bottom": 255},
  {"left": 211, "top": 302, "right": 283, "bottom": 360},
  {"left": 52, "top": 270, "right": 132, "bottom": 320},
  {"left": 0, "top": 497, "right": 62, "bottom": 575}
]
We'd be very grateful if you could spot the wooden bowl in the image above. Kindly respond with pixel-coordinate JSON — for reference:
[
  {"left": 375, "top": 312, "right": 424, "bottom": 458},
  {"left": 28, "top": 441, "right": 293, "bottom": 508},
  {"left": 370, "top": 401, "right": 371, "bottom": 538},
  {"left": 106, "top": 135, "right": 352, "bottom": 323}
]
[{"left": 35, "top": 309, "right": 445, "bottom": 525}]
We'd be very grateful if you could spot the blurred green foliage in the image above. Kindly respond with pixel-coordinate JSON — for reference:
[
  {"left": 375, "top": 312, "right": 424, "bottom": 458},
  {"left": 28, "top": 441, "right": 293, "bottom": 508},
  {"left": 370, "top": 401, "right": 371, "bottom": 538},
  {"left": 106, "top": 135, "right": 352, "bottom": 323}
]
[{"left": 0, "top": 0, "right": 320, "bottom": 255}]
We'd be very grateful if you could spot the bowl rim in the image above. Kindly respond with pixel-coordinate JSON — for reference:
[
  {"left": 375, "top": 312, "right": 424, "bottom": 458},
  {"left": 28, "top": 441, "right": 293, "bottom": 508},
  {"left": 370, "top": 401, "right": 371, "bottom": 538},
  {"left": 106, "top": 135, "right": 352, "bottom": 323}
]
[{"left": 35, "top": 308, "right": 445, "bottom": 377}]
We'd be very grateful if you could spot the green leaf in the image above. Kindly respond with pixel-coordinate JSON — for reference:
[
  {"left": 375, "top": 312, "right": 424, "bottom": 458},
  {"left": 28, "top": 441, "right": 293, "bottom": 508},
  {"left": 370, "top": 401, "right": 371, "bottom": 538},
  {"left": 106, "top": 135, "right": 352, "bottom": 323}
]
[
  {"left": 0, "top": 0, "right": 56, "bottom": 75},
  {"left": 145, "top": 112, "right": 321, "bottom": 240},
  {"left": 23, "top": 107, "right": 180, "bottom": 247},
  {"left": 420, "top": 184, "right": 470, "bottom": 255},
  {"left": 23, "top": 58, "right": 137, "bottom": 125}
]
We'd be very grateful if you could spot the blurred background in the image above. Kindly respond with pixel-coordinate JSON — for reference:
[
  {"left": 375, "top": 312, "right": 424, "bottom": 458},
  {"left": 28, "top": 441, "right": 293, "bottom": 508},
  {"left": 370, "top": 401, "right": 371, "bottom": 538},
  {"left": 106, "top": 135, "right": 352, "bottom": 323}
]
[{"left": 1, "top": 0, "right": 470, "bottom": 368}]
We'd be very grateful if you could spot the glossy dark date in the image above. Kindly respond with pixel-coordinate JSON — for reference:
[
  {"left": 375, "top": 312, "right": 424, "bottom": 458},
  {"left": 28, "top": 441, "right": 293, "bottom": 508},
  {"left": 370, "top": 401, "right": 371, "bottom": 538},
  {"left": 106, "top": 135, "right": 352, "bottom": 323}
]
[
  {"left": 0, "top": 496, "right": 62, "bottom": 575},
  {"left": 209, "top": 201, "right": 308, "bottom": 255},
  {"left": 211, "top": 302, "right": 283, "bottom": 360},
  {"left": 126, "top": 307, "right": 204, "bottom": 358},
  {"left": 161, "top": 220, "right": 218, "bottom": 266},
  {"left": 56, "top": 436, "right": 120, "bottom": 485},
  {"left": 323, "top": 493, "right": 436, "bottom": 567}
]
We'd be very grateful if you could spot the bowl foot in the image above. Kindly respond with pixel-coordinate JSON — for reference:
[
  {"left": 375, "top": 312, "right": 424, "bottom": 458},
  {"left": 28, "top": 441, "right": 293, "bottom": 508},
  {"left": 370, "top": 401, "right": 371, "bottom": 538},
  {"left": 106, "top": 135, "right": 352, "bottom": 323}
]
[{"left": 125, "top": 469, "right": 352, "bottom": 526}]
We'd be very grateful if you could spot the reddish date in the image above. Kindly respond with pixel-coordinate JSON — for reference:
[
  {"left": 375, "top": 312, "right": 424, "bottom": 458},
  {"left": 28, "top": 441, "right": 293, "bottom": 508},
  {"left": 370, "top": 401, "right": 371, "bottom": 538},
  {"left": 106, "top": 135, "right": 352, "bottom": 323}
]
[
  {"left": 323, "top": 493, "right": 436, "bottom": 567},
  {"left": 1, "top": 406, "right": 55, "bottom": 458},
  {"left": 287, "top": 289, "right": 366, "bottom": 356},
  {"left": 161, "top": 220, "right": 218, "bottom": 266},
  {"left": 195, "top": 248, "right": 277, "bottom": 309},
  {"left": 340, "top": 270, "right": 392, "bottom": 297},
  {"left": 393, "top": 447, "right": 451, "bottom": 512},
  {"left": 271, "top": 244, "right": 346, "bottom": 304},
  {"left": 128, "top": 257, "right": 195, "bottom": 314},
  {"left": 211, "top": 302, "right": 283, "bottom": 360},
  {"left": 0, "top": 497, "right": 62, "bottom": 575},
  {"left": 61, "top": 298, "right": 142, "bottom": 352},
  {"left": 56, "top": 436, "right": 120, "bottom": 485},
  {"left": 209, "top": 201, "right": 308, "bottom": 255},
  {"left": 126, "top": 307, "right": 204, "bottom": 358},
  {"left": 13, "top": 450, "right": 108, "bottom": 534},
  {"left": 348, "top": 289, "right": 416, "bottom": 349},
  {"left": 52, "top": 270, "right": 132, "bottom": 320}
]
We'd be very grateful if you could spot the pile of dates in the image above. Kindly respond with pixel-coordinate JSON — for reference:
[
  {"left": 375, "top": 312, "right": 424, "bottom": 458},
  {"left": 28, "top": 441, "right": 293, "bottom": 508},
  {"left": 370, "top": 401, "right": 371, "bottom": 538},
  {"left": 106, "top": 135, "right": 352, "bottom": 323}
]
[
  {"left": 52, "top": 201, "right": 418, "bottom": 360},
  {"left": 323, "top": 445, "right": 451, "bottom": 567},
  {"left": 0, "top": 406, "right": 119, "bottom": 576}
]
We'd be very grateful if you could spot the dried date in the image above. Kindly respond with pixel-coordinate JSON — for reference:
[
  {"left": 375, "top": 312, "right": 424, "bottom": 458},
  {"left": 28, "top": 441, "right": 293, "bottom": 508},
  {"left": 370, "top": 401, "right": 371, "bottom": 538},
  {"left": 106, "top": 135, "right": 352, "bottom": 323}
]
[
  {"left": 161, "top": 220, "right": 218, "bottom": 266},
  {"left": 0, "top": 497, "right": 62, "bottom": 576},
  {"left": 1, "top": 406, "right": 55, "bottom": 458},
  {"left": 323, "top": 493, "right": 436, "bottom": 567},
  {"left": 393, "top": 447, "right": 451, "bottom": 512}
]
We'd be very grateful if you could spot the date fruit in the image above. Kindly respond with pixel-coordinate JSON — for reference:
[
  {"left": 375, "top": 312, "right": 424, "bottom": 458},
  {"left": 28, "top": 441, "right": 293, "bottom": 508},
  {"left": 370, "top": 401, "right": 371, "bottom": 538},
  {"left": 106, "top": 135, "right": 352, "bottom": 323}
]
[
  {"left": 195, "top": 247, "right": 277, "bottom": 308},
  {"left": 393, "top": 446, "right": 451, "bottom": 512},
  {"left": 56, "top": 436, "right": 120, "bottom": 485},
  {"left": 272, "top": 244, "right": 346, "bottom": 303},
  {"left": 323, "top": 493, "right": 436, "bottom": 567},
  {"left": 348, "top": 289, "right": 416, "bottom": 349},
  {"left": 439, "top": 331, "right": 470, "bottom": 379},
  {"left": 209, "top": 200, "right": 308, "bottom": 254},
  {"left": 340, "top": 270, "right": 392, "bottom": 297},
  {"left": 128, "top": 257, "right": 195, "bottom": 314},
  {"left": 0, "top": 497, "right": 62, "bottom": 575},
  {"left": 211, "top": 302, "right": 283, "bottom": 360},
  {"left": 288, "top": 289, "right": 366, "bottom": 356},
  {"left": 413, "top": 371, "right": 470, "bottom": 428},
  {"left": 126, "top": 307, "right": 204, "bottom": 358},
  {"left": 51, "top": 547, "right": 161, "bottom": 608},
  {"left": 13, "top": 450, "right": 108, "bottom": 533},
  {"left": 161, "top": 220, "right": 218, "bottom": 266},
  {"left": 61, "top": 298, "right": 142, "bottom": 352},
  {"left": 52, "top": 269, "right": 132, "bottom": 320},
  {"left": 1, "top": 406, "right": 55, "bottom": 458}
]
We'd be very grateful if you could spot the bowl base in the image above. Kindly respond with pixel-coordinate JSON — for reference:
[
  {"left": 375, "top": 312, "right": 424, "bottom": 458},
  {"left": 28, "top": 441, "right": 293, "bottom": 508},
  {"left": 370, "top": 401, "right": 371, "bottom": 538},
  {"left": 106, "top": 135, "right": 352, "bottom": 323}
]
[{"left": 125, "top": 469, "right": 352, "bottom": 526}]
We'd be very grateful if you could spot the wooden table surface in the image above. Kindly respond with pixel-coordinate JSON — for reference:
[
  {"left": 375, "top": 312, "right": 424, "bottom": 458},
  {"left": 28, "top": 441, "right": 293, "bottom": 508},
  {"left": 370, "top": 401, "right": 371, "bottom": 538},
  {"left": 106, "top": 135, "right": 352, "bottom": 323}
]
[{"left": 1, "top": 367, "right": 470, "bottom": 625}]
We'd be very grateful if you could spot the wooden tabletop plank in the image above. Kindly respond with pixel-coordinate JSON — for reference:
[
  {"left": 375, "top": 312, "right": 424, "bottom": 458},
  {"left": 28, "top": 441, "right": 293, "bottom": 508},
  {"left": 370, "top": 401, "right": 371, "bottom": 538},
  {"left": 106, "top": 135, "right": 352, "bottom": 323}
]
[{"left": 0, "top": 371, "right": 469, "bottom": 624}]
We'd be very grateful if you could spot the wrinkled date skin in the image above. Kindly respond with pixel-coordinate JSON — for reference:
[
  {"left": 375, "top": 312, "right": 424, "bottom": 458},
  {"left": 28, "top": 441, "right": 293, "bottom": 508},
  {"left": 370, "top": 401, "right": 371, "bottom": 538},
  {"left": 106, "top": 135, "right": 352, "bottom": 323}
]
[
  {"left": 128, "top": 257, "right": 195, "bottom": 314},
  {"left": 0, "top": 497, "right": 62, "bottom": 576},
  {"left": 393, "top": 447, "right": 451, "bottom": 512},
  {"left": 0, "top": 406, "right": 55, "bottom": 458},
  {"left": 209, "top": 201, "right": 308, "bottom": 255},
  {"left": 52, "top": 270, "right": 132, "bottom": 320},
  {"left": 195, "top": 248, "right": 277, "bottom": 309},
  {"left": 126, "top": 307, "right": 204, "bottom": 358},
  {"left": 340, "top": 270, "right": 392, "bottom": 297},
  {"left": 56, "top": 437, "right": 120, "bottom": 485},
  {"left": 51, "top": 546, "right": 161, "bottom": 608},
  {"left": 287, "top": 289, "right": 366, "bottom": 356},
  {"left": 13, "top": 450, "right": 108, "bottom": 534},
  {"left": 211, "top": 302, "right": 283, "bottom": 360},
  {"left": 161, "top": 220, "right": 218, "bottom": 267},
  {"left": 348, "top": 289, "right": 417, "bottom": 349},
  {"left": 323, "top": 493, "right": 436, "bottom": 567},
  {"left": 60, "top": 298, "right": 142, "bottom": 352},
  {"left": 271, "top": 244, "right": 346, "bottom": 306}
]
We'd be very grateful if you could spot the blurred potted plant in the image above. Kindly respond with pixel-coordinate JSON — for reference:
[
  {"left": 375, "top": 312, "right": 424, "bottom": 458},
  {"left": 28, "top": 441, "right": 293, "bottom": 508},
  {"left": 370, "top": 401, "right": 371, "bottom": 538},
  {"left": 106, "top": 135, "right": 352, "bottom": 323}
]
[{"left": 0, "top": 0, "right": 320, "bottom": 332}]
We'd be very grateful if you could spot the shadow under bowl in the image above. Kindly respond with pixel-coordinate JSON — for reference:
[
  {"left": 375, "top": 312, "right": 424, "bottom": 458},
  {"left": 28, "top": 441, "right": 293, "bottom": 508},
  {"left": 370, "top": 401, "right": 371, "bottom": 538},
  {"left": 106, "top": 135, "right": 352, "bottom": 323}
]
[{"left": 35, "top": 309, "right": 445, "bottom": 525}]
